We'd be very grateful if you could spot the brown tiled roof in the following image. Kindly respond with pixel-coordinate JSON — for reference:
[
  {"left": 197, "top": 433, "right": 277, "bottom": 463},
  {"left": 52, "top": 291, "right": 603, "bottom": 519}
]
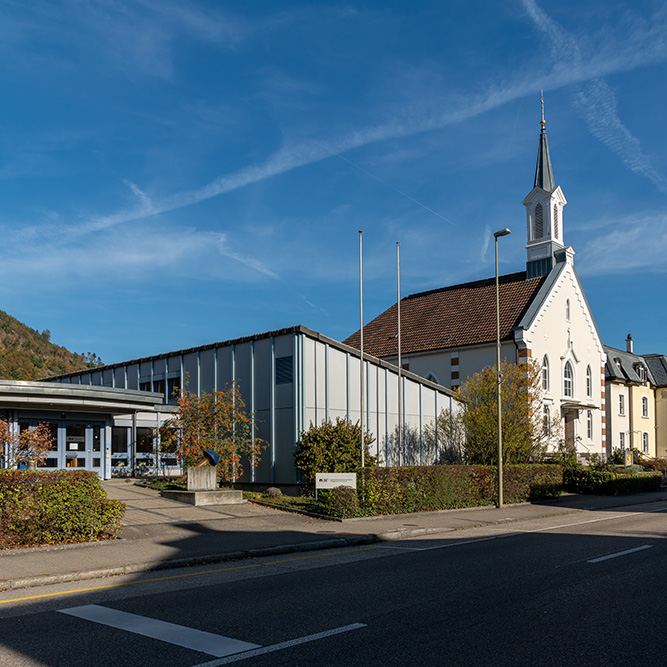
[{"left": 344, "top": 271, "right": 546, "bottom": 357}]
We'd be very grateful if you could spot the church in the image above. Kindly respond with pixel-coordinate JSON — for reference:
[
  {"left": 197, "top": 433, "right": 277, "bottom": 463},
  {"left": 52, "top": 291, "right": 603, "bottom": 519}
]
[{"left": 345, "top": 110, "right": 607, "bottom": 459}]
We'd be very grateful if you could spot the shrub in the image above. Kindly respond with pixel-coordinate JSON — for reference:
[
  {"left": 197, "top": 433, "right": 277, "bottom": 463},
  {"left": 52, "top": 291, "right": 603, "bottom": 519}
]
[
  {"left": 294, "top": 418, "right": 378, "bottom": 483},
  {"left": 321, "top": 464, "right": 564, "bottom": 516},
  {"left": 319, "top": 486, "right": 359, "bottom": 517},
  {"left": 563, "top": 467, "right": 662, "bottom": 495},
  {"left": 0, "top": 470, "right": 125, "bottom": 549}
]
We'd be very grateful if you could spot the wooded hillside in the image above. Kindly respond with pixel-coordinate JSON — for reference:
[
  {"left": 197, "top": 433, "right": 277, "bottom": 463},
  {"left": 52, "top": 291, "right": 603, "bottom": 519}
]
[{"left": 0, "top": 310, "right": 101, "bottom": 380}]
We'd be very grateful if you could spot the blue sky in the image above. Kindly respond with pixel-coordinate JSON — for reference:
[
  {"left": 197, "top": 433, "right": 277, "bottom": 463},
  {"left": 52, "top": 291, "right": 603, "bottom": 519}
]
[{"left": 1, "top": 0, "right": 666, "bottom": 364}]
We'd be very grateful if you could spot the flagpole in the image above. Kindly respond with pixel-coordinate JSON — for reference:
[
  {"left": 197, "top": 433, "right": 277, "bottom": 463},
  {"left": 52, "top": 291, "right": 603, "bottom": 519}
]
[
  {"left": 397, "top": 242, "right": 403, "bottom": 466},
  {"left": 359, "top": 230, "right": 365, "bottom": 469}
]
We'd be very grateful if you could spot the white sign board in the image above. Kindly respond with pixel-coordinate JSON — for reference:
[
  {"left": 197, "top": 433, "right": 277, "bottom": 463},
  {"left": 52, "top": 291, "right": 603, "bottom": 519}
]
[{"left": 315, "top": 473, "right": 357, "bottom": 490}]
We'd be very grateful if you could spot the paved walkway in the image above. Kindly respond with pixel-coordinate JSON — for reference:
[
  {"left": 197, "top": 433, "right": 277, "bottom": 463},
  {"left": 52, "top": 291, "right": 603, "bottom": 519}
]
[{"left": 1, "top": 479, "right": 665, "bottom": 592}]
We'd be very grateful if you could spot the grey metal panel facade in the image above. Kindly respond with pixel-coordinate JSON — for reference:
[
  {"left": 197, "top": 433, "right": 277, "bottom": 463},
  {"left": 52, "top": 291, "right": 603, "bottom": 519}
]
[{"left": 47, "top": 326, "right": 460, "bottom": 484}]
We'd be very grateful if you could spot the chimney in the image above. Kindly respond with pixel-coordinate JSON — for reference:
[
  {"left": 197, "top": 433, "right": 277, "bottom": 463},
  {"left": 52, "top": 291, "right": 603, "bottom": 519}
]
[{"left": 626, "top": 334, "right": 633, "bottom": 354}]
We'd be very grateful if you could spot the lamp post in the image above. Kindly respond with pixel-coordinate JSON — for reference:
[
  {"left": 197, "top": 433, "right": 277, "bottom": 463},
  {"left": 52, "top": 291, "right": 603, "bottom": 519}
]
[{"left": 494, "top": 227, "right": 511, "bottom": 508}]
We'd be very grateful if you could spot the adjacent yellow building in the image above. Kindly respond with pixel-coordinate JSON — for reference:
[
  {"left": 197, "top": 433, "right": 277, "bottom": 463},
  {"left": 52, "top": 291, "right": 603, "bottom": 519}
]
[{"left": 605, "top": 335, "right": 667, "bottom": 459}]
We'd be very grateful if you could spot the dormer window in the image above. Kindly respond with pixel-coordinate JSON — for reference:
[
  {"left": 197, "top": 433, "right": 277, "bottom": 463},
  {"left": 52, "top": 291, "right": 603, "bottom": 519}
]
[{"left": 636, "top": 365, "right": 646, "bottom": 382}]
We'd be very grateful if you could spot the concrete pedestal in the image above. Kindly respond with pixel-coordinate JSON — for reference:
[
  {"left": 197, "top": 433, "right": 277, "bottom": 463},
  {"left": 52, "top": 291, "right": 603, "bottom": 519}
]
[{"left": 161, "top": 489, "right": 244, "bottom": 506}]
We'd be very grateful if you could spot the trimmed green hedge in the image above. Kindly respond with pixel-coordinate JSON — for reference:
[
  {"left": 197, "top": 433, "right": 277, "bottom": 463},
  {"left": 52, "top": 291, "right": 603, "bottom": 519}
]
[
  {"left": 321, "top": 464, "right": 563, "bottom": 517},
  {"left": 564, "top": 467, "right": 663, "bottom": 495},
  {"left": 0, "top": 470, "right": 125, "bottom": 549}
]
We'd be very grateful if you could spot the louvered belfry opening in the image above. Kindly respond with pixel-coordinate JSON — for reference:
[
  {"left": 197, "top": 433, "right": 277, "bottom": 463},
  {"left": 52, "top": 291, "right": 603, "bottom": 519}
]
[{"left": 535, "top": 203, "right": 544, "bottom": 238}]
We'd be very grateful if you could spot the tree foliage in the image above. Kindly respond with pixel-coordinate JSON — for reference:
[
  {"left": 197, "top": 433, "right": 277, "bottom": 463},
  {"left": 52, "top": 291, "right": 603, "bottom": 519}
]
[
  {"left": 0, "top": 310, "right": 102, "bottom": 380},
  {"left": 294, "top": 418, "right": 378, "bottom": 483},
  {"left": 159, "top": 384, "right": 264, "bottom": 482},
  {"left": 0, "top": 419, "right": 55, "bottom": 468},
  {"left": 426, "top": 360, "right": 561, "bottom": 465}
]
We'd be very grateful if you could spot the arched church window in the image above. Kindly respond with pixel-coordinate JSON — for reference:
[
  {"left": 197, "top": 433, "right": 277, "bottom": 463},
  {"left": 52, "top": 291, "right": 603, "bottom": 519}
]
[
  {"left": 587, "top": 410, "right": 593, "bottom": 440},
  {"left": 566, "top": 299, "right": 571, "bottom": 322},
  {"left": 553, "top": 205, "right": 559, "bottom": 239},
  {"left": 564, "top": 361, "right": 573, "bottom": 397},
  {"left": 535, "top": 203, "right": 544, "bottom": 238},
  {"left": 586, "top": 365, "right": 592, "bottom": 398},
  {"left": 542, "top": 355, "right": 549, "bottom": 391}
]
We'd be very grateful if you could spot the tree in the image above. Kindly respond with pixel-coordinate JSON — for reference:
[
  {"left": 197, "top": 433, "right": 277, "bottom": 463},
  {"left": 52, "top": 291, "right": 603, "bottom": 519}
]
[
  {"left": 159, "top": 384, "right": 264, "bottom": 482},
  {"left": 426, "top": 360, "right": 561, "bottom": 465},
  {"left": 294, "top": 418, "right": 378, "bottom": 483},
  {"left": 0, "top": 419, "right": 55, "bottom": 468}
]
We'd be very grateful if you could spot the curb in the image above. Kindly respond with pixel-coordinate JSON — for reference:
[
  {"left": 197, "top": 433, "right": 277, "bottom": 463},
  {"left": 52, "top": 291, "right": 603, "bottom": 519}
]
[{"left": 0, "top": 534, "right": 380, "bottom": 593}]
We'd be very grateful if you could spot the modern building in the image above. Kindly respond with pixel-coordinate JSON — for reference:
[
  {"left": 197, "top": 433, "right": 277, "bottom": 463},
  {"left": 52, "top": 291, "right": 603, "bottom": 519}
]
[
  {"left": 47, "top": 326, "right": 459, "bottom": 482},
  {"left": 345, "top": 112, "right": 607, "bottom": 458},
  {"left": 0, "top": 380, "right": 172, "bottom": 477},
  {"left": 605, "top": 335, "right": 667, "bottom": 459}
]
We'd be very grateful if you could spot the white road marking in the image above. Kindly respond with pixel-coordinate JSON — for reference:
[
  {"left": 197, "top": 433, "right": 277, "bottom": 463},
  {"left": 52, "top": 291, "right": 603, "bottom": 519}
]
[
  {"left": 191, "top": 623, "right": 367, "bottom": 666},
  {"left": 588, "top": 544, "right": 653, "bottom": 563},
  {"left": 58, "top": 605, "right": 260, "bottom": 657}
]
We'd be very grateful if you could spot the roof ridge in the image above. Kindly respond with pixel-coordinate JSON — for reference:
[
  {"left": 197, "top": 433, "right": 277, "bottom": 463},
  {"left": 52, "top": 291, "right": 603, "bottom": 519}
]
[{"left": 404, "top": 271, "right": 530, "bottom": 301}]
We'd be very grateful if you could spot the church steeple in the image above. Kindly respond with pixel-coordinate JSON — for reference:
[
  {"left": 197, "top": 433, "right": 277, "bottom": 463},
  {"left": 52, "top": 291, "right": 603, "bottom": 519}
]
[
  {"left": 534, "top": 95, "right": 555, "bottom": 192},
  {"left": 522, "top": 94, "right": 567, "bottom": 279}
]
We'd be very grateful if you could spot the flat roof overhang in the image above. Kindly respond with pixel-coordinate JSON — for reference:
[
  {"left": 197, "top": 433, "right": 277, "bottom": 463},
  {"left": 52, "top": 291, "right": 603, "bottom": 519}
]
[{"left": 0, "top": 380, "right": 178, "bottom": 416}]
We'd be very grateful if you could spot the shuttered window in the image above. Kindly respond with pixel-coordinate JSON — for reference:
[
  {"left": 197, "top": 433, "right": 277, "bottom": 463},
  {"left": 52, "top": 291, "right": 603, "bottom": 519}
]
[
  {"left": 275, "top": 356, "right": 293, "bottom": 384},
  {"left": 535, "top": 203, "right": 544, "bottom": 238}
]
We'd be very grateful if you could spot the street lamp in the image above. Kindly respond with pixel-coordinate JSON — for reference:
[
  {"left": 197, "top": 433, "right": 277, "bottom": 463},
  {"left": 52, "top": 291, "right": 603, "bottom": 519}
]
[{"left": 494, "top": 227, "right": 511, "bottom": 508}]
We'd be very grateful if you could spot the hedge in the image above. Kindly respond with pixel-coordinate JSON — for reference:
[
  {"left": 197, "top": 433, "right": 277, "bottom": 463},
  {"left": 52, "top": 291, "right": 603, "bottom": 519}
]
[
  {"left": 0, "top": 470, "right": 125, "bottom": 549},
  {"left": 564, "top": 467, "right": 663, "bottom": 495},
  {"left": 320, "top": 464, "right": 563, "bottom": 517}
]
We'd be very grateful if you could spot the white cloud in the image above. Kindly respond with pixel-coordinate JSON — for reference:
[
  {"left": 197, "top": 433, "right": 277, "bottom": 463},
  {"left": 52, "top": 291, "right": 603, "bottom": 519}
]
[
  {"left": 520, "top": 0, "right": 667, "bottom": 193},
  {"left": 577, "top": 213, "right": 667, "bottom": 275}
]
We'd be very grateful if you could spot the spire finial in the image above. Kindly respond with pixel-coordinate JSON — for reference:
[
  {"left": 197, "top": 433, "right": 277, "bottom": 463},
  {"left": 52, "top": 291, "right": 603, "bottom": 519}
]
[{"left": 540, "top": 90, "right": 546, "bottom": 129}]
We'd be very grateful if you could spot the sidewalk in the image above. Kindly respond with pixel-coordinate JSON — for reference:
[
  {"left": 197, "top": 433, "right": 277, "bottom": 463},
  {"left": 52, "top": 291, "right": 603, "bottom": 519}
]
[{"left": 1, "top": 479, "right": 665, "bottom": 593}]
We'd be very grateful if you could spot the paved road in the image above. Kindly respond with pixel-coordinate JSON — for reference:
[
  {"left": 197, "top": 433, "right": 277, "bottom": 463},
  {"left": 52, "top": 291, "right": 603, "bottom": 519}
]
[{"left": 1, "top": 498, "right": 666, "bottom": 666}]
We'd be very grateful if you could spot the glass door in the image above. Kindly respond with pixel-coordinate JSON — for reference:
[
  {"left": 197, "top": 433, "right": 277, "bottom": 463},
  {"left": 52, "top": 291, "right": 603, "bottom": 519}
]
[{"left": 64, "top": 423, "right": 87, "bottom": 469}]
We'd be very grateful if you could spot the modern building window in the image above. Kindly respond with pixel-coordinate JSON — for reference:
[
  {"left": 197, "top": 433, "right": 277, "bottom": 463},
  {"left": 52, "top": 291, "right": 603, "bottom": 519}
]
[
  {"left": 167, "top": 377, "right": 180, "bottom": 398},
  {"left": 642, "top": 396, "right": 649, "bottom": 418},
  {"left": 139, "top": 381, "right": 151, "bottom": 392},
  {"left": 275, "top": 356, "right": 293, "bottom": 384},
  {"left": 152, "top": 379, "right": 165, "bottom": 395},
  {"left": 643, "top": 432, "right": 650, "bottom": 453},
  {"left": 619, "top": 432, "right": 625, "bottom": 449},
  {"left": 542, "top": 356, "right": 549, "bottom": 391},
  {"left": 136, "top": 427, "right": 154, "bottom": 454},
  {"left": 586, "top": 365, "right": 592, "bottom": 398},
  {"left": 619, "top": 394, "right": 625, "bottom": 415},
  {"left": 565, "top": 299, "right": 571, "bottom": 322},
  {"left": 587, "top": 410, "right": 593, "bottom": 440},
  {"left": 563, "top": 361, "right": 573, "bottom": 397},
  {"left": 535, "top": 203, "right": 544, "bottom": 238},
  {"left": 543, "top": 405, "right": 551, "bottom": 436}
]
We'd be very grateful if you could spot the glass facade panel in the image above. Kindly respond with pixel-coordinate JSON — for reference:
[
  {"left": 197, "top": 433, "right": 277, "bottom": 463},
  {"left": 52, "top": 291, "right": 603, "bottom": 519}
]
[
  {"left": 136, "top": 427, "right": 154, "bottom": 453},
  {"left": 66, "top": 424, "right": 86, "bottom": 452}
]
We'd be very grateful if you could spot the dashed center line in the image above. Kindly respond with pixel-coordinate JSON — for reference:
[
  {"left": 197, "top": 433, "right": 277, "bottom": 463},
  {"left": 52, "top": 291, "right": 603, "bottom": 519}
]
[{"left": 588, "top": 544, "right": 653, "bottom": 563}]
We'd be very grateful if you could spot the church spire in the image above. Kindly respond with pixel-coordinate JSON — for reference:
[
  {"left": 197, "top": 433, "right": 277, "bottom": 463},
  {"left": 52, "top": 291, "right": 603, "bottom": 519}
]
[
  {"left": 523, "top": 93, "right": 567, "bottom": 279},
  {"left": 534, "top": 92, "right": 555, "bottom": 192}
]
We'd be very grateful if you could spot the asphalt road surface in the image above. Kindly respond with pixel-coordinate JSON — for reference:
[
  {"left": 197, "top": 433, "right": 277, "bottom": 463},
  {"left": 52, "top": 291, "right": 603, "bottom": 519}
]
[{"left": 1, "top": 499, "right": 666, "bottom": 666}]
